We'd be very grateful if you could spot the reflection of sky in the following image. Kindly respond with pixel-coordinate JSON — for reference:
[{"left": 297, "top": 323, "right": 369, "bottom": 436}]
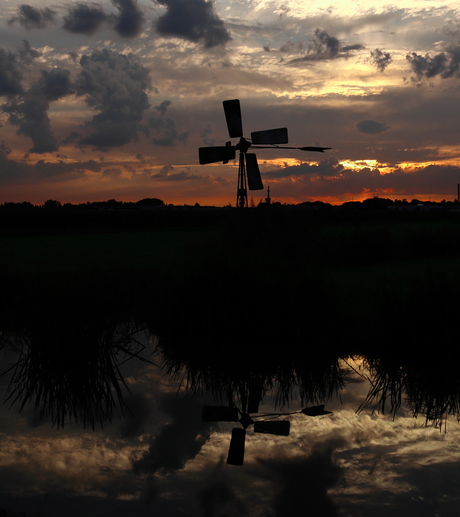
[{"left": 1, "top": 353, "right": 460, "bottom": 516}]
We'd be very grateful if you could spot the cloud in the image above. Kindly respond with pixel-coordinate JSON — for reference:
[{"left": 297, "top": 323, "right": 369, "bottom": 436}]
[
  {"left": 287, "top": 29, "right": 364, "bottom": 64},
  {"left": 264, "top": 156, "right": 344, "bottom": 179},
  {"left": 155, "top": 100, "right": 171, "bottom": 115},
  {"left": 2, "top": 68, "right": 73, "bottom": 153},
  {"left": 258, "top": 446, "right": 342, "bottom": 517},
  {"left": 147, "top": 101, "right": 188, "bottom": 146},
  {"left": 133, "top": 394, "right": 216, "bottom": 475},
  {"left": 155, "top": 0, "right": 232, "bottom": 48},
  {"left": 370, "top": 48, "right": 392, "bottom": 72},
  {"left": 406, "top": 45, "right": 460, "bottom": 80},
  {"left": 0, "top": 149, "right": 102, "bottom": 183},
  {"left": 0, "top": 48, "right": 24, "bottom": 97},
  {"left": 151, "top": 164, "right": 174, "bottom": 178},
  {"left": 8, "top": 4, "right": 56, "bottom": 30},
  {"left": 356, "top": 120, "right": 389, "bottom": 134},
  {"left": 0, "top": 41, "right": 42, "bottom": 97},
  {"left": 158, "top": 170, "right": 201, "bottom": 181},
  {"left": 63, "top": 3, "right": 108, "bottom": 35},
  {"left": 111, "top": 0, "right": 145, "bottom": 38},
  {"left": 17, "top": 40, "right": 42, "bottom": 64},
  {"left": 75, "top": 49, "right": 151, "bottom": 149}
]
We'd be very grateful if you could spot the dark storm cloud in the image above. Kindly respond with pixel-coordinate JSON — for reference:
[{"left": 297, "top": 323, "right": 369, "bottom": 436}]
[
  {"left": 370, "top": 48, "right": 392, "bottom": 72},
  {"left": 147, "top": 101, "right": 188, "bottom": 146},
  {"left": 63, "top": 3, "right": 108, "bottom": 35},
  {"left": 155, "top": 0, "right": 232, "bottom": 48},
  {"left": 155, "top": 100, "right": 171, "bottom": 115},
  {"left": 111, "top": 0, "right": 145, "bottom": 38},
  {"left": 17, "top": 40, "right": 42, "bottom": 64},
  {"left": 8, "top": 5, "right": 56, "bottom": 30},
  {"left": 75, "top": 49, "right": 151, "bottom": 149},
  {"left": 406, "top": 45, "right": 460, "bottom": 80},
  {"left": 356, "top": 120, "right": 389, "bottom": 134},
  {"left": 133, "top": 394, "right": 216, "bottom": 475},
  {"left": 0, "top": 48, "right": 24, "bottom": 97},
  {"left": 2, "top": 68, "right": 73, "bottom": 154},
  {"left": 287, "top": 29, "right": 365, "bottom": 64},
  {"left": 258, "top": 447, "right": 342, "bottom": 517}
]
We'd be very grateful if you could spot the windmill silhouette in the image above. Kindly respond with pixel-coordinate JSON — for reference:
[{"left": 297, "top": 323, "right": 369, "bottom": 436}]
[
  {"left": 199, "top": 99, "right": 331, "bottom": 207},
  {"left": 203, "top": 403, "right": 332, "bottom": 466}
]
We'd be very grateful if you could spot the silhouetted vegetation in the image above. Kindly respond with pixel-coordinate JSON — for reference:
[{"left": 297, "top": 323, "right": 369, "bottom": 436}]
[{"left": 2, "top": 199, "right": 460, "bottom": 427}]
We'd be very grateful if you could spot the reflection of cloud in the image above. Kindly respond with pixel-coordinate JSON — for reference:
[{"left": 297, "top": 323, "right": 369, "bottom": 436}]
[
  {"left": 155, "top": 0, "right": 232, "bottom": 48},
  {"left": 258, "top": 446, "right": 342, "bottom": 517},
  {"left": 133, "top": 394, "right": 216, "bottom": 475},
  {"left": 118, "top": 393, "right": 153, "bottom": 438},
  {"left": 356, "top": 120, "right": 389, "bottom": 134},
  {"left": 199, "top": 473, "right": 248, "bottom": 516}
]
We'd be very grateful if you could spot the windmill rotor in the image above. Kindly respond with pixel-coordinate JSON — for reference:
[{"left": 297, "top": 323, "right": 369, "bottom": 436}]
[
  {"left": 198, "top": 99, "right": 332, "bottom": 207},
  {"left": 203, "top": 401, "right": 332, "bottom": 466}
]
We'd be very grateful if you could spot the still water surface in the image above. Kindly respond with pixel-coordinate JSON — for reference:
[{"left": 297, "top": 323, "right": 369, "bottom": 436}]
[{"left": 1, "top": 332, "right": 460, "bottom": 517}]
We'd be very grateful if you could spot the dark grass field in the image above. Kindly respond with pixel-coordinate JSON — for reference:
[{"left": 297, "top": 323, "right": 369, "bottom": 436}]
[{"left": 3, "top": 206, "right": 460, "bottom": 357}]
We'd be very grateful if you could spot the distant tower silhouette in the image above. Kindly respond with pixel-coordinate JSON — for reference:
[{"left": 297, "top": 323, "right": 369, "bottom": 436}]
[{"left": 266, "top": 185, "right": 271, "bottom": 205}]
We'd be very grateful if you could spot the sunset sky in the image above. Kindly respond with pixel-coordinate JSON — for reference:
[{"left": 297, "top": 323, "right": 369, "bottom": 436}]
[{"left": 1, "top": 0, "right": 460, "bottom": 205}]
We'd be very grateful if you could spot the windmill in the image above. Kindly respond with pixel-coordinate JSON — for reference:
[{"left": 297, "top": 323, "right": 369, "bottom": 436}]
[
  {"left": 203, "top": 403, "right": 332, "bottom": 466},
  {"left": 199, "top": 99, "right": 331, "bottom": 207}
]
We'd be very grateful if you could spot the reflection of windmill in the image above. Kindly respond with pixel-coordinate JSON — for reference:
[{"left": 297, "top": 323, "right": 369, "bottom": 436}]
[
  {"left": 203, "top": 403, "right": 332, "bottom": 466},
  {"left": 199, "top": 99, "right": 331, "bottom": 207}
]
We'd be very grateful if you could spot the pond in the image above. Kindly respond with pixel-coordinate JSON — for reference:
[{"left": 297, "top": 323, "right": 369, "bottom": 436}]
[
  {"left": 1, "top": 326, "right": 460, "bottom": 517},
  {"left": 2, "top": 211, "right": 460, "bottom": 516}
]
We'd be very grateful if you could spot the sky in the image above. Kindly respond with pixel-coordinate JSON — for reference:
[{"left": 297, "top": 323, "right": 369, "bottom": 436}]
[
  {"left": 2, "top": 346, "right": 460, "bottom": 517},
  {"left": 1, "top": 0, "right": 460, "bottom": 206}
]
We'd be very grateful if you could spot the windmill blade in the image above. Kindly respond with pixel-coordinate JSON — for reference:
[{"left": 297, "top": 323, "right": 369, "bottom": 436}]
[
  {"left": 299, "top": 146, "right": 332, "bottom": 153},
  {"left": 227, "top": 428, "right": 246, "bottom": 466},
  {"left": 199, "top": 146, "right": 236, "bottom": 164},
  {"left": 301, "top": 404, "right": 332, "bottom": 416},
  {"left": 251, "top": 127, "right": 288, "bottom": 145},
  {"left": 223, "top": 99, "right": 243, "bottom": 138},
  {"left": 202, "top": 405, "right": 239, "bottom": 422},
  {"left": 254, "top": 420, "right": 290, "bottom": 436},
  {"left": 245, "top": 153, "right": 263, "bottom": 191}
]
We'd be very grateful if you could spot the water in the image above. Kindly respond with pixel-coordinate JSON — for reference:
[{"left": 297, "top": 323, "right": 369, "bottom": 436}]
[{"left": 1, "top": 333, "right": 460, "bottom": 517}]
